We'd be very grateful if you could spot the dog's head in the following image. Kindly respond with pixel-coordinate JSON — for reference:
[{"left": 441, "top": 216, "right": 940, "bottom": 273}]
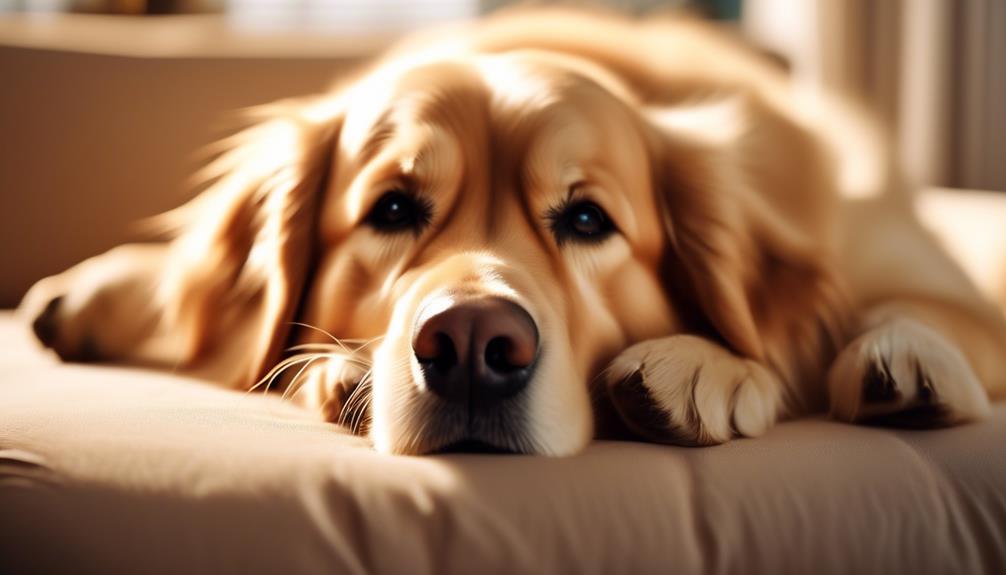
[
  {"left": 166, "top": 43, "right": 836, "bottom": 455},
  {"left": 324, "top": 53, "right": 686, "bottom": 455}
]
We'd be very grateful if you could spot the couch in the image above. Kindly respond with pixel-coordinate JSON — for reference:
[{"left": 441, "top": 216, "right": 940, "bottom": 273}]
[
  {"left": 2, "top": 14, "right": 1005, "bottom": 575},
  {"left": 2, "top": 309, "right": 1006, "bottom": 574}
]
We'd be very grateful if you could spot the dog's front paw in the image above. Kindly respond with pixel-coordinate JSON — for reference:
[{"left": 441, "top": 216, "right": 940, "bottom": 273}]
[
  {"left": 827, "top": 318, "right": 990, "bottom": 426},
  {"left": 605, "top": 335, "right": 783, "bottom": 446},
  {"left": 288, "top": 356, "right": 372, "bottom": 432},
  {"left": 20, "top": 273, "right": 106, "bottom": 362},
  {"left": 19, "top": 246, "right": 165, "bottom": 362}
]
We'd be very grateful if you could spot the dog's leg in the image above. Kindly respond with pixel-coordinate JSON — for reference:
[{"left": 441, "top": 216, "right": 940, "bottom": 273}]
[
  {"left": 827, "top": 301, "right": 994, "bottom": 427},
  {"left": 604, "top": 335, "right": 784, "bottom": 446},
  {"left": 830, "top": 196, "right": 1006, "bottom": 426},
  {"left": 19, "top": 244, "right": 184, "bottom": 366}
]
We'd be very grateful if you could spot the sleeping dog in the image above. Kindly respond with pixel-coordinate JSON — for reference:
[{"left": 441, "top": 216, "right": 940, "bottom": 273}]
[{"left": 21, "top": 8, "right": 1006, "bottom": 455}]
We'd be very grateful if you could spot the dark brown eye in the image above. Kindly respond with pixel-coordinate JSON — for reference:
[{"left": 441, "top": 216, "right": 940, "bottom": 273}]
[
  {"left": 548, "top": 200, "right": 615, "bottom": 245},
  {"left": 366, "top": 190, "right": 431, "bottom": 234},
  {"left": 570, "top": 203, "right": 608, "bottom": 235}
]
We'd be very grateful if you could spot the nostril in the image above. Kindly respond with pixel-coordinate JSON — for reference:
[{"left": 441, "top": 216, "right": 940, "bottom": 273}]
[
  {"left": 414, "top": 331, "right": 458, "bottom": 369},
  {"left": 413, "top": 296, "right": 539, "bottom": 406},
  {"left": 485, "top": 336, "right": 519, "bottom": 373},
  {"left": 429, "top": 332, "right": 458, "bottom": 373}
]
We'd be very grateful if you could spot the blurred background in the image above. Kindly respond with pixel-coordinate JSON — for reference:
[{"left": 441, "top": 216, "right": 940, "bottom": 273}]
[{"left": 1, "top": 0, "right": 1004, "bottom": 307}]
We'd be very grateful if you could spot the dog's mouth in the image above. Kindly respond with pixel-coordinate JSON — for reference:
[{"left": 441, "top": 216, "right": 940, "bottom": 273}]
[{"left": 413, "top": 395, "right": 533, "bottom": 454}]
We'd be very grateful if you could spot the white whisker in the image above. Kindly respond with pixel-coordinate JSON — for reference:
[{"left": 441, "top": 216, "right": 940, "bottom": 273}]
[
  {"left": 288, "top": 321, "right": 355, "bottom": 355},
  {"left": 286, "top": 342, "right": 372, "bottom": 352},
  {"left": 350, "top": 378, "right": 375, "bottom": 435},
  {"left": 336, "top": 369, "right": 372, "bottom": 426},
  {"left": 247, "top": 354, "right": 315, "bottom": 395},
  {"left": 353, "top": 395, "right": 374, "bottom": 435},
  {"left": 281, "top": 355, "right": 324, "bottom": 402}
]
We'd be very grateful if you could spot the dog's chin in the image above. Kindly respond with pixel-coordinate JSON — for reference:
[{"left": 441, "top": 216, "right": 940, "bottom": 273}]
[
  {"left": 378, "top": 398, "right": 536, "bottom": 455},
  {"left": 386, "top": 428, "right": 530, "bottom": 456},
  {"left": 413, "top": 415, "right": 534, "bottom": 455}
]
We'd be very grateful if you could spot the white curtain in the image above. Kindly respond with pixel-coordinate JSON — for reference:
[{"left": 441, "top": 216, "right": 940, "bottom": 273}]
[{"left": 745, "top": 0, "right": 1006, "bottom": 192}]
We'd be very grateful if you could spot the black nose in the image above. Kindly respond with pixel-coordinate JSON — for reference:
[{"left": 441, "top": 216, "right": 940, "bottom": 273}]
[{"left": 412, "top": 297, "right": 539, "bottom": 409}]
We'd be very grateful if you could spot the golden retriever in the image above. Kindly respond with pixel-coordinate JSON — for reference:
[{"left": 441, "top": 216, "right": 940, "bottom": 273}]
[{"left": 20, "top": 8, "right": 1006, "bottom": 455}]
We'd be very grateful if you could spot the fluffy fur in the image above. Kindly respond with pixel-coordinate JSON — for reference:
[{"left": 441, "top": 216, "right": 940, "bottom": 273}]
[{"left": 21, "top": 8, "right": 1006, "bottom": 455}]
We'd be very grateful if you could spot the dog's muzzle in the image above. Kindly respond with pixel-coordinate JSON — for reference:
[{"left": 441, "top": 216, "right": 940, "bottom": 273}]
[{"left": 412, "top": 296, "right": 539, "bottom": 410}]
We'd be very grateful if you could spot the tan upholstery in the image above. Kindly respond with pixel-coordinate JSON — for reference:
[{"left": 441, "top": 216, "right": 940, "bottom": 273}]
[{"left": 1, "top": 313, "right": 1005, "bottom": 574}]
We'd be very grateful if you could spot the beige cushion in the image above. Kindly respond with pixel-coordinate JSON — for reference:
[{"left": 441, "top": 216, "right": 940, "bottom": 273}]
[{"left": 1, "top": 312, "right": 1004, "bottom": 574}]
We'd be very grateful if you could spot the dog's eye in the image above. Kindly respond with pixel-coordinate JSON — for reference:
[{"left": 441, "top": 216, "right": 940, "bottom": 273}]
[
  {"left": 548, "top": 200, "right": 615, "bottom": 245},
  {"left": 366, "top": 190, "right": 431, "bottom": 234}
]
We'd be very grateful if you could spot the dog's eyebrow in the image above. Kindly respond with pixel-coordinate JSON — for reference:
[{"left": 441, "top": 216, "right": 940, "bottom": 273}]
[
  {"left": 566, "top": 179, "right": 588, "bottom": 200},
  {"left": 357, "top": 117, "right": 397, "bottom": 167}
]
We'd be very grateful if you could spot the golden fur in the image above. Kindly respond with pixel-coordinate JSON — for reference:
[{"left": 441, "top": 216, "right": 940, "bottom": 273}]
[{"left": 21, "top": 8, "right": 1006, "bottom": 455}]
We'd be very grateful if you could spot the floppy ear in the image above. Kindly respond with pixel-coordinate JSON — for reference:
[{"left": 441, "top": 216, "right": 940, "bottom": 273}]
[
  {"left": 158, "top": 97, "right": 344, "bottom": 386},
  {"left": 646, "top": 95, "right": 848, "bottom": 373}
]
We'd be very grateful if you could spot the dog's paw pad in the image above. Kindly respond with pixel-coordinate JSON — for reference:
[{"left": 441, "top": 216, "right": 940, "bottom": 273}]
[
  {"left": 857, "top": 357, "right": 952, "bottom": 428},
  {"left": 915, "top": 365, "right": 937, "bottom": 404},
  {"left": 861, "top": 357, "right": 904, "bottom": 404},
  {"left": 28, "top": 296, "right": 101, "bottom": 363},
  {"left": 607, "top": 369, "right": 680, "bottom": 443},
  {"left": 828, "top": 319, "right": 989, "bottom": 427},
  {"left": 30, "top": 295, "right": 64, "bottom": 348}
]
